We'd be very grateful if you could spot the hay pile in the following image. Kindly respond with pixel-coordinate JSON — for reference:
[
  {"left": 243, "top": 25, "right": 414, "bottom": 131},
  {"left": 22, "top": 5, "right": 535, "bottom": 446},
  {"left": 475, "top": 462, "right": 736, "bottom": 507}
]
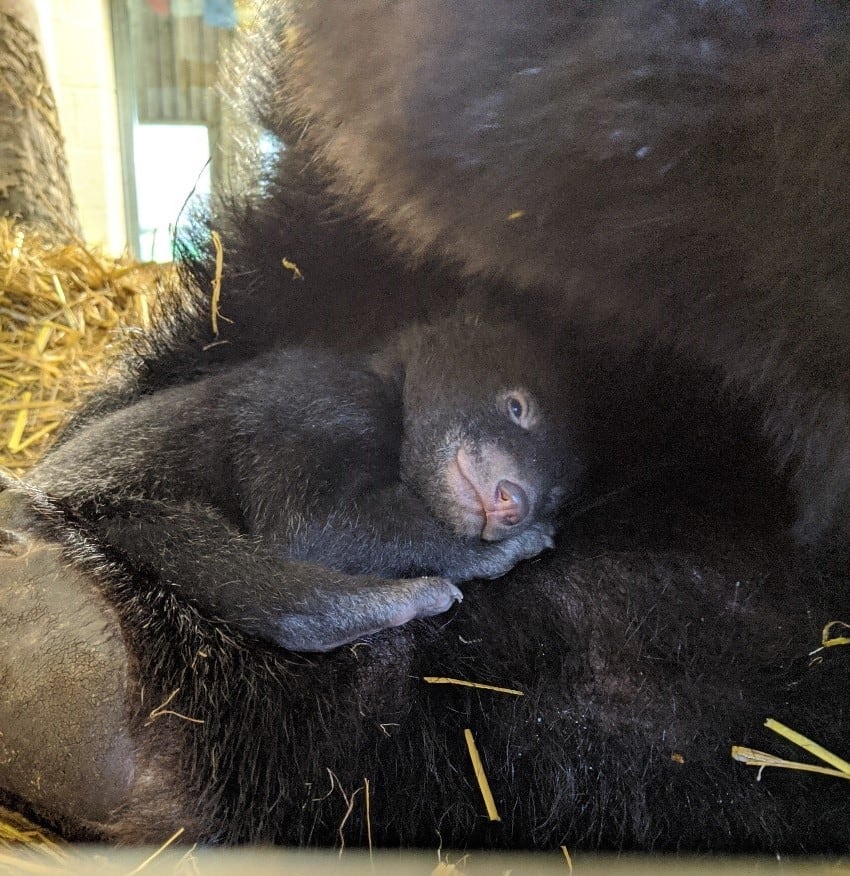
[
  {"left": 0, "top": 216, "right": 176, "bottom": 852},
  {"left": 0, "top": 218, "right": 175, "bottom": 474}
]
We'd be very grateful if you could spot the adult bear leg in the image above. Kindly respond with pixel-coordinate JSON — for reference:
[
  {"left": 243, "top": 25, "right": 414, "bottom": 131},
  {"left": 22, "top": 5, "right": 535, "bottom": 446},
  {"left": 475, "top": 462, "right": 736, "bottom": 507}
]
[{"left": 0, "top": 483, "right": 135, "bottom": 836}]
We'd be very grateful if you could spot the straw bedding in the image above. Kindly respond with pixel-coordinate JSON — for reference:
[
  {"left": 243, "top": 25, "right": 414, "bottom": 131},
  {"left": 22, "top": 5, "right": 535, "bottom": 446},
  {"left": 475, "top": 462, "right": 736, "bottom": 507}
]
[{"left": 0, "top": 218, "right": 173, "bottom": 475}]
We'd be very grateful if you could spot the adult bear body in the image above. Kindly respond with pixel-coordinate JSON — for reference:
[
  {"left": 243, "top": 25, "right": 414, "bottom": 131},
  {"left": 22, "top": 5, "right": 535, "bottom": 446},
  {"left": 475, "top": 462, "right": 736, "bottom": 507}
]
[
  {"left": 200, "top": 0, "right": 850, "bottom": 544},
  {"left": 1, "top": 0, "right": 850, "bottom": 853}
]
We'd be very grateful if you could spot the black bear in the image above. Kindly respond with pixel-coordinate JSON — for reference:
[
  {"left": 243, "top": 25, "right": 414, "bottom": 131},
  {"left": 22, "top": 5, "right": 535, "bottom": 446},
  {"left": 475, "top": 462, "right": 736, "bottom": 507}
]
[
  {"left": 1, "top": 0, "right": 849, "bottom": 853},
  {"left": 26, "top": 317, "right": 576, "bottom": 651}
]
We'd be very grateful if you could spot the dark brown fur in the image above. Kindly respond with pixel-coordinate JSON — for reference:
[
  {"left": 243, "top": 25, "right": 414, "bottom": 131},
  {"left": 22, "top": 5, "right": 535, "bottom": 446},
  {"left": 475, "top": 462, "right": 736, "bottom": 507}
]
[
  {"left": 2, "top": 0, "right": 850, "bottom": 853},
  {"left": 261, "top": 1, "right": 850, "bottom": 545}
]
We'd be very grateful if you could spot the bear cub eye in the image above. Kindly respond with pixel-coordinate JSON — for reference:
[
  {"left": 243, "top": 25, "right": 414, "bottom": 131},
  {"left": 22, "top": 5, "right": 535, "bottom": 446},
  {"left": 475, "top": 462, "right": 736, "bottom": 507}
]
[{"left": 503, "top": 390, "right": 537, "bottom": 430}]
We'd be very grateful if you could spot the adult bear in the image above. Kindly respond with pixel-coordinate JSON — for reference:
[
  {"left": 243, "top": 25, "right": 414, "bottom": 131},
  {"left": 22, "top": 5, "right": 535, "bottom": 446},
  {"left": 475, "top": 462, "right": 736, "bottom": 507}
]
[{"left": 1, "top": 0, "right": 850, "bottom": 853}]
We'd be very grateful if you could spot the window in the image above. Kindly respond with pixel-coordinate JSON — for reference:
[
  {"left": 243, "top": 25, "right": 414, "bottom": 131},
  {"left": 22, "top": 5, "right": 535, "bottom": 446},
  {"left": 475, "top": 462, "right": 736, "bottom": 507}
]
[{"left": 111, "top": 0, "right": 246, "bottom": 260}]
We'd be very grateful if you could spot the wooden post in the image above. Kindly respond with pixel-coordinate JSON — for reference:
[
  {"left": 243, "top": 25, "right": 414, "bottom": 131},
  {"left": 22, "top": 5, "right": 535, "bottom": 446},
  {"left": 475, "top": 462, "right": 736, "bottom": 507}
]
[{"left": 0, "top": 0, "right": 81, "bottom": 235}]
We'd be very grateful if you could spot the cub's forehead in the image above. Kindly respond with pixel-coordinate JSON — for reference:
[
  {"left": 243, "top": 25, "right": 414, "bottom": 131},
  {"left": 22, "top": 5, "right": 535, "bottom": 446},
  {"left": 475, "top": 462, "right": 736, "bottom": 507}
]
[
  {"left": 416, "top": 321, "right": 558, "bottom": 394},
  {"left": 419, "top": 320, "right": 533, "bottom": 365}
]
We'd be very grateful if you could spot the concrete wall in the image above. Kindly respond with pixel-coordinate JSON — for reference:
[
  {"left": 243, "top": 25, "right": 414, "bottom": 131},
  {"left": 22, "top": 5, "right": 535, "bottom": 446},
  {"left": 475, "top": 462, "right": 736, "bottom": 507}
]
[{"left": 34, "top": 0, "right": 127, "bottom": 253}]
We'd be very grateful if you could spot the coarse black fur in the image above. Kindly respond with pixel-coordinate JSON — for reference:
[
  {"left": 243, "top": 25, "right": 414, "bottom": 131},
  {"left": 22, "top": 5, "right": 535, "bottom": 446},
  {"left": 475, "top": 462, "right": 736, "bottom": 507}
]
[
  {"left": 178, "top": 0, "right": 850, "bottom": 546},
  {"left": 2, "top": 462, "right": 849, "bottom": 850},
  {"left": 26, "top": 318, "right": 576, "bottom": 652},
  {"left": 2, "top": 0, "right": 850, "bottom": 855}
]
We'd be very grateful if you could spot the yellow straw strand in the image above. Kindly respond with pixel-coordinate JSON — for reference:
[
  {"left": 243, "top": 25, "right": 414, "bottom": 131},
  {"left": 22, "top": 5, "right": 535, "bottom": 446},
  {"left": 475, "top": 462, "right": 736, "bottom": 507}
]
[
  {"left": 423, "top": 676, "right": 523, "bottom": 696},
  {"left": 7, "top": 391, "right": 31, "bottom": 451},
  {"left": 210, "top": 230, "right": 223, "bottom": 336},
  {"left": 731, "top": 745, "right": 850, "bottom": 781},
  {"left": 125, "top": 826, "right": 186, "bottom": 875},
  {"left": 822, "top": 620, "right": 850, "bottom": 648},
  {"left": 463, "top": 728, "right": 501, "bottom": 822},
  {"left": 764, "top": 718, "right": 850, "bottom": 775}
]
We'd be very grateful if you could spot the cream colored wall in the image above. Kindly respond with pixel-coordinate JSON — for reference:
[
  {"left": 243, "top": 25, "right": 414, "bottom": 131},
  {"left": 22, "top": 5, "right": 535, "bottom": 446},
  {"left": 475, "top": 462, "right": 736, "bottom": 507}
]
[{"left": 34, "top": 0, "right": 126, "bottom": 253}]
